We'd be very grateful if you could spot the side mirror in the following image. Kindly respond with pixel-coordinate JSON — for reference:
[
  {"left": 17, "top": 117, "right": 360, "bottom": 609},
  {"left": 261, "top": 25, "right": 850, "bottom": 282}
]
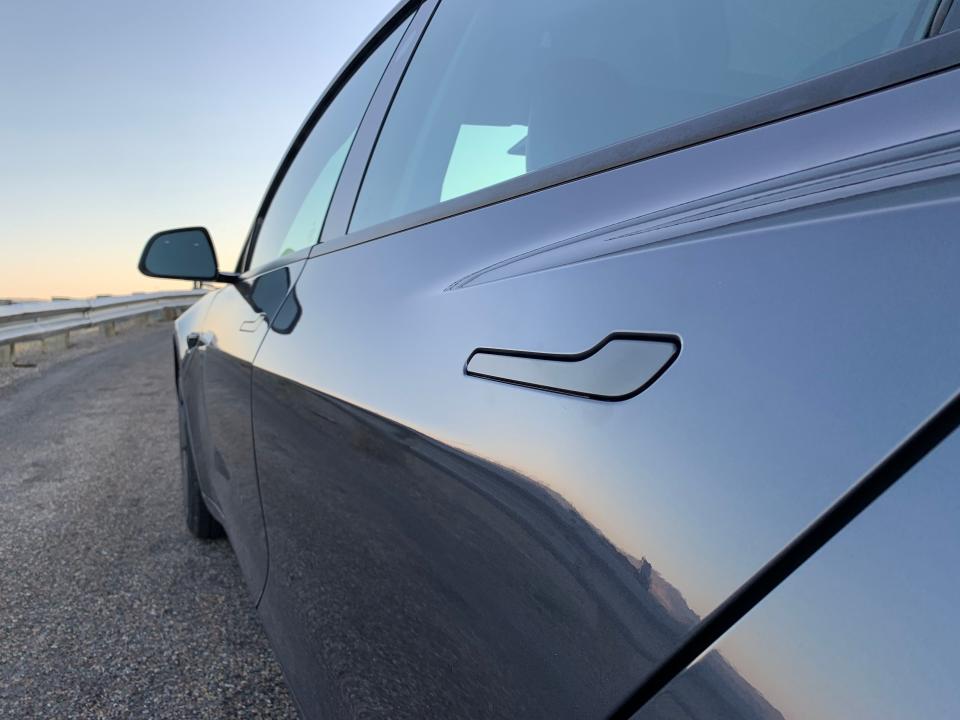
[{"left": 138, "top": 227, "right": 236, "bottom": 283}]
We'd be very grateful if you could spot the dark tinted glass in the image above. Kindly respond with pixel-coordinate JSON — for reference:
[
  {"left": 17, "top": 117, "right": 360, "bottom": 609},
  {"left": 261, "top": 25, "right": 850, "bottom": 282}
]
[
  {"left": 248, "top": 17, "right": 411, "bottom": 269},
  {"left": 351, "top": 0, "right": 939, "bottom": 231},
  {"left": 627, "top": 429, "right": 960, "bottom": 720},
  {"left": 248, "top": 267, "right": 292, "bottom": 318},
  {"left": 142, "top": 228, "right": 216, "bottom": 280}
]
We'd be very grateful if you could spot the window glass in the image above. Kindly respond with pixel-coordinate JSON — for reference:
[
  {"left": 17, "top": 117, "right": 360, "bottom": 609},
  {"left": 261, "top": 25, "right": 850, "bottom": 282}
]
[
  {"left": 628, "top": 428, "right": 960, "bottom": 720},
  {"left": 441, "top": 124, "right": 528, "bottom": 201},
  {"left": 350, "top": 0, "right": 939, "bottom": 231},
  {"left": 249, "top": 16, "right": 410, "bottom": 269}
]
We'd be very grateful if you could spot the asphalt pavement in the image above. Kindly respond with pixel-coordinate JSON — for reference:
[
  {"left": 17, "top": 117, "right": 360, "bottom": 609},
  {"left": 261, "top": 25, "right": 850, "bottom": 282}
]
[{"left": 0, "top": 323, "right": 298, "bottom": 719}]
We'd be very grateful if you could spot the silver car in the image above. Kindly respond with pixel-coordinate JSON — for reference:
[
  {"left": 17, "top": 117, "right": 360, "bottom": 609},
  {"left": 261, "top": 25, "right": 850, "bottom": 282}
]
[{"left": 139, "top": 1, "right": 960, "bottom": 718}]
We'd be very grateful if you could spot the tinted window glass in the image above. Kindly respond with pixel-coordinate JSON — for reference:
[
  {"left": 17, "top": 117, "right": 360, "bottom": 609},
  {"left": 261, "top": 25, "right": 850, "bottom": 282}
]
[
  {"left": 351, "top": 0, "right": 938, "bottom": 231},
  {"left": 249, "top": 17, "right": 410, "bottom": 269},
  {"left": 628, "top": 428, "right": 960, "bottom": 720}
]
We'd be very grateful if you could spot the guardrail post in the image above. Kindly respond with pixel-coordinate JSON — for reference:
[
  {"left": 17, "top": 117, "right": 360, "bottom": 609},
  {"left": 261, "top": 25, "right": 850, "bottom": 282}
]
[
  {"left": 42, "top": 332, "right": 69, "bottom": 353},
  {"left": 101, "top": 321, "right": 117, "bottom": 337},
  {"left": 0, "top": 343, "right": 12, "bottom": 366}
]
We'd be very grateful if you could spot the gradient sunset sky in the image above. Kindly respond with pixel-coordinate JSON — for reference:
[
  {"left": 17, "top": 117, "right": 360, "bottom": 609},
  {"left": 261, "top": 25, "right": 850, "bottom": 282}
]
[{"left": 0, "top": 0, "right": 396, "bottom": 300}]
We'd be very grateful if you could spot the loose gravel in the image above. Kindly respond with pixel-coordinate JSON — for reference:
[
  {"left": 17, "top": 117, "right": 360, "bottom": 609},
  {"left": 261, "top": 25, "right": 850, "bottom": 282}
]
[{"left": 0, "top": 323, "right": 298, "bottom": 719}]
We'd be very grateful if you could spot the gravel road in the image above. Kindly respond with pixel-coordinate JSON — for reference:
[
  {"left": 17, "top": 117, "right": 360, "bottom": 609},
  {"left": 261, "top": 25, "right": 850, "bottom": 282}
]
[{"left": 0, "top": 323, "right": 298, "bottom": 719}]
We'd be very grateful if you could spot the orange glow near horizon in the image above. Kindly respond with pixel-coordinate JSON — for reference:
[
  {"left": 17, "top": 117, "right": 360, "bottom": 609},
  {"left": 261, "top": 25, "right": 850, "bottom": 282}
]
[
  {"left": 0, "top": 226, "right": 245, "bottom": 301},
  {"left": 0, "top": 0, "right": 397, "bottom": 303}
]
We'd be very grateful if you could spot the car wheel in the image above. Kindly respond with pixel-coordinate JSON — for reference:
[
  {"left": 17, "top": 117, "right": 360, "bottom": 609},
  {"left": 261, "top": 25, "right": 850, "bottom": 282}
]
[{"left": 179, "top": 402, "right": 224, "bottom": 539}]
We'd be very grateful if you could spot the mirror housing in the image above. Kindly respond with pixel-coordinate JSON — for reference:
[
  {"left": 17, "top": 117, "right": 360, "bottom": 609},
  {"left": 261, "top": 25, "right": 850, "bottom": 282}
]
[{"left": 138, "top": 227, "right": 237, "bottom": 283}]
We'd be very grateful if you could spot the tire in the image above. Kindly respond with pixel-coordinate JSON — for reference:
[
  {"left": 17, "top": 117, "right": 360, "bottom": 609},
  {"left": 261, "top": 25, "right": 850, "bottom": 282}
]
[{"left": 179, "top": 402, "right": 224, "bottom": 539}]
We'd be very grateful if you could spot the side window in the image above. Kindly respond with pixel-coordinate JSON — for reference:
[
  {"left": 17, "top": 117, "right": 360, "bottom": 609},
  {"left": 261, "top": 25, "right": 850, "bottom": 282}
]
[
  {"left": 248, "top": 16, "right": 411, "bottom": 270},
  {"left": 350, "top": 0, "right": 940, "bottom": 231}
]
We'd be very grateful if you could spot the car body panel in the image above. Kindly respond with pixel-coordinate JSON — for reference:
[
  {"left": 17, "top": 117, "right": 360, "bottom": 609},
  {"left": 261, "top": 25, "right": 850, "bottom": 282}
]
[
  {"left": 246, "top": 67, "right": 960, "bottom": 717},
  {"left": 155, "top": 3, "right": 960, "bottom": 716},
  {"left": 177, "top": 264, "right": 304, "bottom": 600},
  {"left": 630, "top": 427, "right": 960, "bottom": 720}
]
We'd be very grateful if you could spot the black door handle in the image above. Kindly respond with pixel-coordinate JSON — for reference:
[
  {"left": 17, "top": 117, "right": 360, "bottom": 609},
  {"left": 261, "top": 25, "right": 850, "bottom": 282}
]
[{"left": 465, "top": 333, "right": 680, "bottom": 401}]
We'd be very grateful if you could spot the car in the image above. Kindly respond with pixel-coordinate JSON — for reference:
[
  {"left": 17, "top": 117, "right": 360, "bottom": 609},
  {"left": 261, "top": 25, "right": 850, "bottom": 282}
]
[{"left": 138, "top": 1, "right": 960, "bottom": 718}]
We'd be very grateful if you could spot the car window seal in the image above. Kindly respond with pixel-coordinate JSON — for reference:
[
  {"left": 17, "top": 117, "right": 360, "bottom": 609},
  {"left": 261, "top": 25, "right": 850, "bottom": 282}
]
[{"left": 238, "top": 245, "right": 312, "bottom": 282}]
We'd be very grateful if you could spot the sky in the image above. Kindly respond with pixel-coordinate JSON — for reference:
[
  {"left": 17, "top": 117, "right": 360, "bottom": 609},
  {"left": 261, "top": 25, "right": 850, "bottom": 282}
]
[{"left": 0, "top": 0, "right": 397, "bottom": 300}]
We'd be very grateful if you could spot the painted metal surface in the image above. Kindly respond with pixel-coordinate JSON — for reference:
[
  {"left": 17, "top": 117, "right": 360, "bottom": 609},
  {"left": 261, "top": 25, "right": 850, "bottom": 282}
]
[
  {"left": 236, "top": 66, "right": 960, "bottom": 718},
  {"left": 155, "top": 4, "right": 960, "bottom": 716},
  {"left": 628, "top": 426, "right": 960, "bottom": 720},
  {"left": 177, "top": 264, "right": 303, "bottom": 602}
]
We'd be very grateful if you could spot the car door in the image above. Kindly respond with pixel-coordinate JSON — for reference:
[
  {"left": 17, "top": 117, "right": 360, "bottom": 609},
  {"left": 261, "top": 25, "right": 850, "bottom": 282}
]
[
  {"left": 251, "top": 0, "right": 960, "bottom": 717},
  {"left": 626, "top": 421, "right": 960, "bottom": 720},
  {"left": 180, "top": 264, "right": 301, "bottom": 598},
  {"left": 178, "top": 12, "right": 415, "bottom": 602}
]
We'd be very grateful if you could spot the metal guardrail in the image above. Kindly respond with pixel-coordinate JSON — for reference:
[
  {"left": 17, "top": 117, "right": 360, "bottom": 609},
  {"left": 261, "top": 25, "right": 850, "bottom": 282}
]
[{"left": 0, "top": 290, "right": 205, "bottom": 365}]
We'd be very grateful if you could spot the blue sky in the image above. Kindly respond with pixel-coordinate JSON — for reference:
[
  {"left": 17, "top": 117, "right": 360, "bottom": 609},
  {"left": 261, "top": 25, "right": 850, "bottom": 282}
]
[{"left": 0, "top": 0, "right": 396, "bottom": 299}]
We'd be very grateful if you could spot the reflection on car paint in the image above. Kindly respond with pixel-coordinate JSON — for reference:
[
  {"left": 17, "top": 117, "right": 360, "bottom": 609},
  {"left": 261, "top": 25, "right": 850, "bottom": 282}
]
[
  {"left": 253, "top": 367, "right": 780, "bottom": 718},
  {"left": 631, "top": 428, "right": 960, "bottom": 719}
]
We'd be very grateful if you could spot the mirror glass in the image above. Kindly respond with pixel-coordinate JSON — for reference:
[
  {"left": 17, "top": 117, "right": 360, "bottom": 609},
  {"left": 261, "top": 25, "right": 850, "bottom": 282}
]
[{"left": 141, "top": 228, "right": 217, "bottom": 280}]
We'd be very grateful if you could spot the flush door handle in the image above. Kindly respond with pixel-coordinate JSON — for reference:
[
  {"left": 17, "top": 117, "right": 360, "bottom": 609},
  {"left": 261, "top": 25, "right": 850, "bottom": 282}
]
[
  {"left": 239, "top": 312, "right": 268, "bottom": 333},
  {"left": 465, "top": 333, "right": 680, "bottom": 401}
]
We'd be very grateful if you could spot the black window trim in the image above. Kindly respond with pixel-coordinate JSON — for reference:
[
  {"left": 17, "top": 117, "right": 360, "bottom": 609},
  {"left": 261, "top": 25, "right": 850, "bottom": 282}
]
[
  {"left": 319, "top": 0, "right": 441, "bottom": 243},
  {"left": 945, "top": 1, "right": 960, "bottom": 32},
  {"left": 931, "top": 0, "right": 958, "bottom": 34},
  {"left": 307, "top": 24, "right": 960, "bottom": 262},
  {"left": 240, "top": 3, "right": 960, "bottom": 276},
  {"left": 236, "top": 0, "right": 427, "bottom": 276}
]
